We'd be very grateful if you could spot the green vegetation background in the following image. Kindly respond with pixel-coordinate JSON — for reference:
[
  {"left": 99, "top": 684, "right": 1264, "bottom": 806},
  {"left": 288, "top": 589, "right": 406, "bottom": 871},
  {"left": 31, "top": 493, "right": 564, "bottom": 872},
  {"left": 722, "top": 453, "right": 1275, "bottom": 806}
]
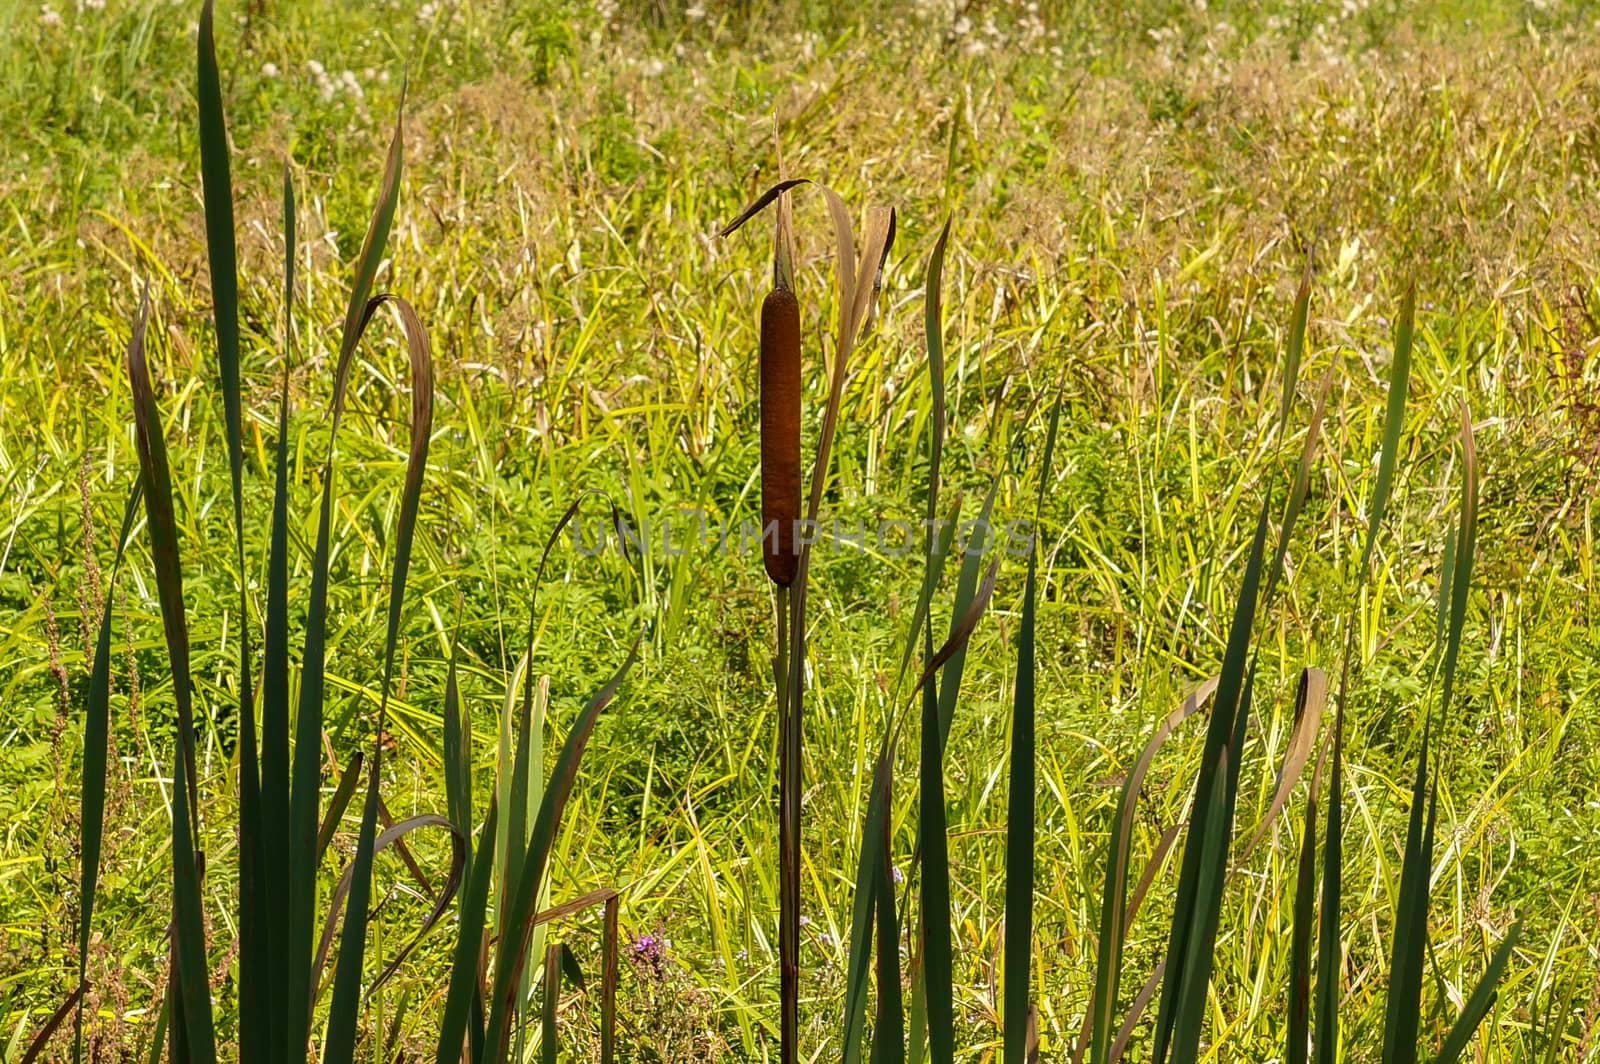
[{"left": 2, "top": 0, "right": 1597, "bottom": 1058}]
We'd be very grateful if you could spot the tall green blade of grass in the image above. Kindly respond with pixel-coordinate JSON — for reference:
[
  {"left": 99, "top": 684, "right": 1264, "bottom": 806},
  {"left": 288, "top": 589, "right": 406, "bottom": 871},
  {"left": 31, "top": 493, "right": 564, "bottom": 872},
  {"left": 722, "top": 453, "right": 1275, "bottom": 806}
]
[
  {"left": 1266, "top": 366, "right": 1333, "bottom": 609},
  {"left": 443, "top": 634, "right": 472, "bottom": 843},
  {"left": 492, "top": 656, "right": 523, "bottom": 1032},
  {"left": 845, "top": 494, "right": 996, "bottom": 1064},
  {"left": 323, "top": 295, "right": 434, "bottom": 1064},
  {"left": 1440, "top": 404, "right": 1477, "bottom": 718},
  {"left": 1313, "top": 282, "right": 1413, "bottom": 1064},
  {"left": 316, "top": 753, "right": 365, "bottom": 865},
  {"left": 1167, "top": 667, "right": 1255, "bottom": 1064},
  {"left": 915, "top": 220, "right": 955, "bottom": 1064},
  {"left": 919, "top": 636, "right": 954, "bottom": 1064},
  {"left": 127, "top": 289, "right": 217, "bottom": 1064},
  {"left": 1287, "top": 788, "right": 1317, "bottom": 1064},
  {"left": 72, "top": 487, "right": 141, "bottom": 1064},
  {"left": 937, "top": 476, "right": 999, "bottom": 729},
  {"left": 1362, "top": 284, "right": 1414, "bottom": 576},
  {"left": 1311, "top": 728, "right": 1342, "bottom": 1064},
  {"left": 145, "top": 993, "right": 168, "bottom": 1064},
  {"left": 505, "top": 654, "right": 537, "bottom": 940},
  {"left": 287, "top": 100, "right": 404, "bottom": 1060},
  {"left": 1151, "top": 496, "right": 1271, "bottom": 1064},
  {"left": 843, "top": 739, "right": 897, "bottom": 1064},
  {"left": 926, "top": 226, "right": 1001, "bottom": 757},
  {"left": 1003, "top": 397, "right": 1060, "bottom": 1064},
  {"left": 1278, "top": 261, "right": 1311, "bottom": 431},
  {"left": 1173, "top": 741, "right": 1232, "bottom": 1043},
  {"left": 504, "top": 621, "right": 551, "bottom": 1048},
  {"left": 888, "top": 225, "right": 1024, "bottom": 1064},
  {"left": 1382, "top": 403, "right": 1476, "bottom": 1064},
  {"left": 258, "top": 163, "right": 297, "bottom": 1060},
  {"left": 870, "top": 761, "right": 904, "bottom": 1064},
  {"left": 843, "top": 498, "right": 961, "bottom": 1064},
  {"left": 1380, "top": 727, "right": 1436, "bottom": 1064},
  {"left": 430, "top": 623, "right": 490, "bottom": 1064},
  {"left": 195, "top": 5, "right": 272, "bottom": 1057},
  {"left": 540, "top": 944, "right": 561, "bottom": 1064},
  {"left": 1083, "top": 680, "right": 1212, "bottom": 1064},
  {"left": 920, "top": 239, "right": 1005, "bottom": 1064},
  {"left": 196, "top": 0, "right": 240, "bottom": 487},
  {"left": 923, "top": 221, "right": 949, "bottom": 555},
  {"left": 1277, "top": 674, "right": 1333, "bottom": 1064},
  {"left": 907, "top": 949, "right": 927, "bottom": 1064}
]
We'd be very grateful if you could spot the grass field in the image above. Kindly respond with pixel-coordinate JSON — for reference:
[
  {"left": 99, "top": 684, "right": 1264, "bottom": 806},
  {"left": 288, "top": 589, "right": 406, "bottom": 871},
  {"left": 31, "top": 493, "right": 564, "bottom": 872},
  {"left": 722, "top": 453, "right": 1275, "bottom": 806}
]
[{"left": 3, "top": 0, "right": 1600, "bottom": 1060}]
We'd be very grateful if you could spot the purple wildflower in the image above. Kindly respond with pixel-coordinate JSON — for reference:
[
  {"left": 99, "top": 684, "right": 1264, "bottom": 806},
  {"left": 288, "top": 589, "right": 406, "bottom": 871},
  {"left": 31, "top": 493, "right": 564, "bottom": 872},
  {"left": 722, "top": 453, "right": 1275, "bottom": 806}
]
[{"left": 630, "top": 932, "right": 665, "bottom": 964}]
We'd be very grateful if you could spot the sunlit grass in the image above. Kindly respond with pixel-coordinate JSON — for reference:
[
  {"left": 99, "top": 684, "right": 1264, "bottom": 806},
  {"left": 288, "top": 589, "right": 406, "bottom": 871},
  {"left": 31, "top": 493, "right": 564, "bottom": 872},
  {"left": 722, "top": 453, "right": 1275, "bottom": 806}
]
[{"left": 3, "top": 0, "right": 1599, "bottom": 1061}]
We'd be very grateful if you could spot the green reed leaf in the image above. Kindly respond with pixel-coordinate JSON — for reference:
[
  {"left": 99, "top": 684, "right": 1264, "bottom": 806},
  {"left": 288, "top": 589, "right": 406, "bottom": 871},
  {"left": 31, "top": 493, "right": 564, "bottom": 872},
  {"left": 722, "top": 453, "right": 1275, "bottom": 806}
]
[
  {"left": 1004, "top": 397, "right": 1061, "bottom": 1064},
  {"left": 1435, "top": 920, "right": 1523, "bottom": 1064}
]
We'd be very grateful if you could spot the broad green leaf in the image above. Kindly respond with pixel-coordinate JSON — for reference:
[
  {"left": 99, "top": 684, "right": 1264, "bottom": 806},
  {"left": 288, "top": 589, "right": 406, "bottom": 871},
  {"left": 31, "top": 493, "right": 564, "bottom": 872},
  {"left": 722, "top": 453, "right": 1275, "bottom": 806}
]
[{"left": 196, "top": 6, "right": 268, "bottom": 1050}]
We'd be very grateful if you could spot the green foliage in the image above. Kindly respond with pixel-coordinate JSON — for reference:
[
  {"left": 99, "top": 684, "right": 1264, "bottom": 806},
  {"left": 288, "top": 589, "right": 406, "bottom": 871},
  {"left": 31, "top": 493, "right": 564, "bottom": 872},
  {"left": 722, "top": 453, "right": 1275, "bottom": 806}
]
[{"left": 6, "top": 1, "right": 1596, "bottom": 1061}]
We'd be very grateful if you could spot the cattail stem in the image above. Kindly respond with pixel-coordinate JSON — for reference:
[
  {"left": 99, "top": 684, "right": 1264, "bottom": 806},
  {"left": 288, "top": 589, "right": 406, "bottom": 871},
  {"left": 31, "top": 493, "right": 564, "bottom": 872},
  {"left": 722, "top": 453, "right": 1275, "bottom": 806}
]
[
  {"left": 760, "top": 287, "right": 802, "bottom": 587},
  {"left": 773, "top": 584, "right": 797, "bottom": 1064}
]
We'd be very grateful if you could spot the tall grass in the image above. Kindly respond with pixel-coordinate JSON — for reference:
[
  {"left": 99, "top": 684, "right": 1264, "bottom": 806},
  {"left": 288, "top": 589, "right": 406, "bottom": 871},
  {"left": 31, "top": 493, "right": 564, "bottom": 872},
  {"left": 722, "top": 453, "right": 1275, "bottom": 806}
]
[
  {"left": 25, "top": 3, "right": 1547, "bottom": 1060},
  {"left": 807, "top": 255, "right": 1525, "bottom": 1063}
]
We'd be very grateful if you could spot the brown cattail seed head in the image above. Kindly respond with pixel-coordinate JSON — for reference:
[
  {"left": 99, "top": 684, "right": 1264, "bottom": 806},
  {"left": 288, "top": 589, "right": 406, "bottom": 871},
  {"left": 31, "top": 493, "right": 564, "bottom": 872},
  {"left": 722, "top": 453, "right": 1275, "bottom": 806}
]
[{"left": 760, "top": 287, "right": 802, "bottom": 586}]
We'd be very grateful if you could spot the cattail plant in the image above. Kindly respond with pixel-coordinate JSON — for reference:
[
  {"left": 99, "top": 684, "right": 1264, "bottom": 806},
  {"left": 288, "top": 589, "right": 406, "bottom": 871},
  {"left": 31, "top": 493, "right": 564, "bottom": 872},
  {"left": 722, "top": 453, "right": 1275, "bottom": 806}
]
[
  {"left": 759, "top": 199, "right": 802, "bottom": 588},
  {"left": 724, "top": 178, "right": 895, "bottom": 1064}
]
